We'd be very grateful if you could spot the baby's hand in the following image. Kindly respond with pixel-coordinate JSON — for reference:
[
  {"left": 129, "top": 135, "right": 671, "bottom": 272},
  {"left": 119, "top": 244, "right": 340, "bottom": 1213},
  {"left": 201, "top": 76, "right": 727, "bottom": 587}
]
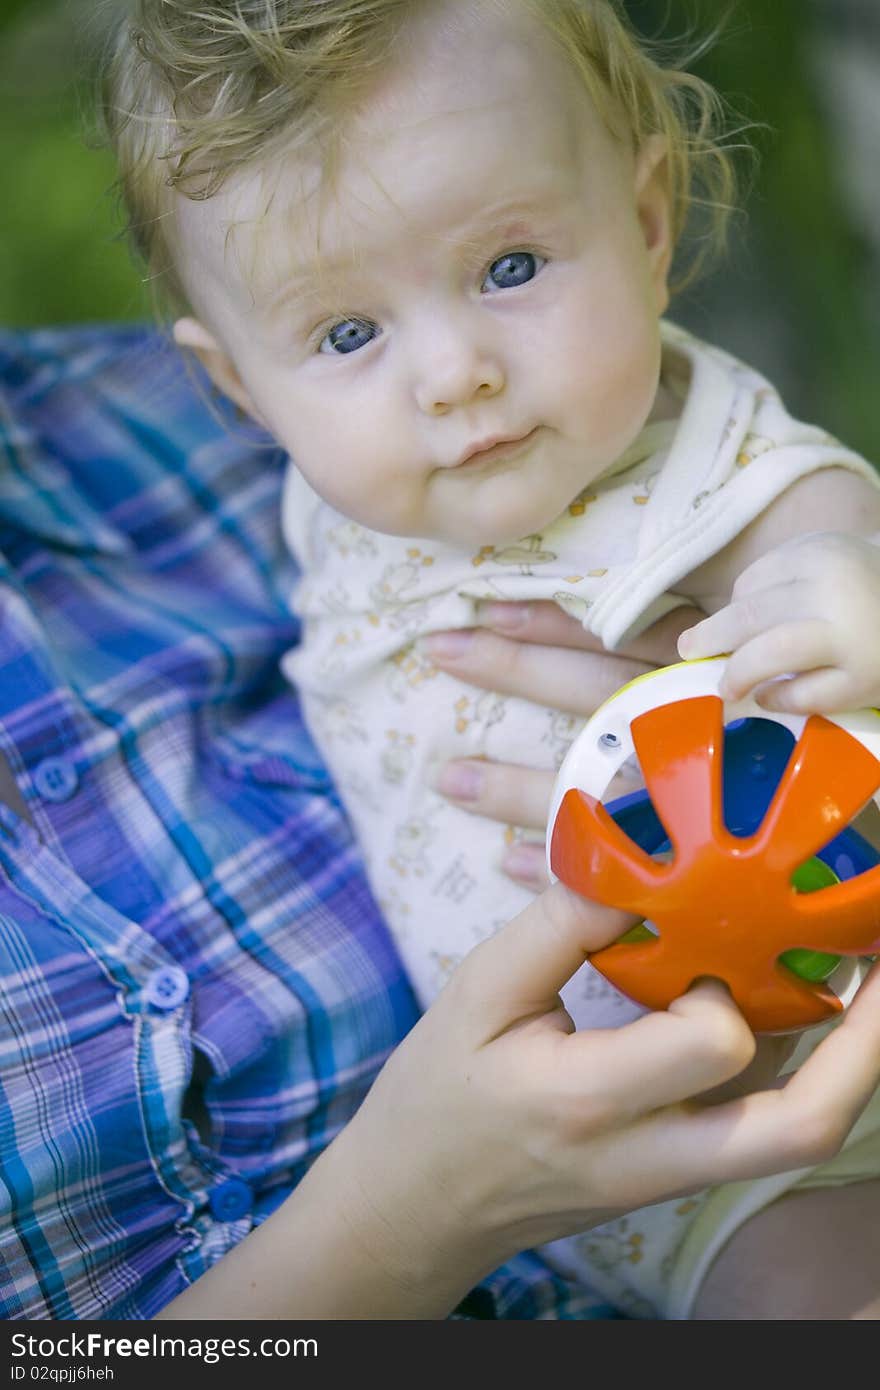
[{"left": 677, "top": 532, "right": 880, "bottom": 714}]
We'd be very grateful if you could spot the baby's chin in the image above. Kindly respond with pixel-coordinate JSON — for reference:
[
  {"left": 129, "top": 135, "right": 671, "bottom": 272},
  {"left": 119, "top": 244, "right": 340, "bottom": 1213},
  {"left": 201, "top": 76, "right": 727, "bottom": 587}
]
[
  {"left": 434, "top": 469, "right": 604, "bottom": 548},
  {"left": 421, "top": 453, "right": 587, "bottom": 548},
  {"left": 429, "top": 493, "right": 579, "bottom": 550}
]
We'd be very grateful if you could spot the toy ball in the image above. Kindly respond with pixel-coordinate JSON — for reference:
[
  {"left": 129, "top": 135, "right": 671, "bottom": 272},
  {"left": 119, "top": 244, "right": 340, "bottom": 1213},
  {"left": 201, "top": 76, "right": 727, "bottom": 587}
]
[{"left": 546, "top": 656, "right": 880, "bottom": 1034}]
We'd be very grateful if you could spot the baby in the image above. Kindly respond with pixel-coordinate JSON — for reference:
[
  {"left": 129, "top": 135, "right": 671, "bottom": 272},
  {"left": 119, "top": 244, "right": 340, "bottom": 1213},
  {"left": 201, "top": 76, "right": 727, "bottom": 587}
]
[{"left": 106, "top": 0, "right": 880, "bottom": 1318}]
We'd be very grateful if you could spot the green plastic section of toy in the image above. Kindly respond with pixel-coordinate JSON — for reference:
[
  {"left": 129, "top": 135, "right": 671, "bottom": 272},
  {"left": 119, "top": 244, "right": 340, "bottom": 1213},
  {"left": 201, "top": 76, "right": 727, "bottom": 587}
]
[
  {"left": 781, "top": 857, "right": 842, "bottom": 982},
  {"left": 618, "top": 855, "right": 842, "bottom": 983}
]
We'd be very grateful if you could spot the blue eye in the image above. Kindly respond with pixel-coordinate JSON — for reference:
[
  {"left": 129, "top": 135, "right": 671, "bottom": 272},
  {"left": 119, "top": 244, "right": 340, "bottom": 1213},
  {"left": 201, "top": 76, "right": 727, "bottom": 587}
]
[
  {"left": 318, "top": 318, "right": 379, "bottom": 355},
  {"left": 482, "top": 251, "right": 544, "bottom": 292}
]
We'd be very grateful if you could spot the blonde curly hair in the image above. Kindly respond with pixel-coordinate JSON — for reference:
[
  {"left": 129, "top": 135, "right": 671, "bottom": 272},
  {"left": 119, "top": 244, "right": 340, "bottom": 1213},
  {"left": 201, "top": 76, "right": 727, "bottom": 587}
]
[{"left": 100, "top": 0, "right": 741, "bottom": 308}]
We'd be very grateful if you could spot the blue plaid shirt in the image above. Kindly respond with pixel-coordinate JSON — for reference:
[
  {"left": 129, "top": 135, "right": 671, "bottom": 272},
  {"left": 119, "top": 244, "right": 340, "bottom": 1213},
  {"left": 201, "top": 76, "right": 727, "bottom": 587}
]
[{"left": 0, "top": 326, "right": 614, "bottom": 1321}]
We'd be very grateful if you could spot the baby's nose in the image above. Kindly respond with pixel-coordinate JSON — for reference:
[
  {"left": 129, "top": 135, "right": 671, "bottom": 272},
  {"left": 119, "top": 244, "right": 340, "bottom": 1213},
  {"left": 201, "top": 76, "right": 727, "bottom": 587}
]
[{"left": 414, "top": 342, "right": 505, "bottom": 416}]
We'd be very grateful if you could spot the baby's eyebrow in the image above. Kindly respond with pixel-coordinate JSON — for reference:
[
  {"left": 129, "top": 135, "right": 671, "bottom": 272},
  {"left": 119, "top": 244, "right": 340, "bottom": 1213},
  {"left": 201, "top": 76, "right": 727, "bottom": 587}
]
[
  {"left": 265, "top": 194, "right": 566, "bottom": 319},
  {"left": 263, "top": 258, "right": 361, "bottom": 321},
  {"left": 451, "top": 190, "right": 569, "bottom": 242}
]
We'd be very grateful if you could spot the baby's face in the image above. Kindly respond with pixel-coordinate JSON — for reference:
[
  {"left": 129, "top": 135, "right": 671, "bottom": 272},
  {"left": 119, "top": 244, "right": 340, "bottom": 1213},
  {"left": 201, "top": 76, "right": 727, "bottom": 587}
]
[{"left": 175, "top": 0, "right": 672, "bottom": 546}]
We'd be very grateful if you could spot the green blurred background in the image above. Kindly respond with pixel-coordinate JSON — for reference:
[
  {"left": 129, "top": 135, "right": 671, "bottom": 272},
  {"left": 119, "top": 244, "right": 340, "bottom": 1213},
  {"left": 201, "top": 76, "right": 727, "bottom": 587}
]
[
  {"left": 0, "top": 0, "right": 152, "bottom": 325},
  {"left": 1, "top": 0, "right": 878, "bottom": 458}
]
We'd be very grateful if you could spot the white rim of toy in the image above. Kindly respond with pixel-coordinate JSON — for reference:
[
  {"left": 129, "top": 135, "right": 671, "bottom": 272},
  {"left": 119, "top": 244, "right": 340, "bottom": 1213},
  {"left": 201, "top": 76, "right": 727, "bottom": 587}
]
[{"left": 546, "top": 655, "right": 880, "bottom": 1012}]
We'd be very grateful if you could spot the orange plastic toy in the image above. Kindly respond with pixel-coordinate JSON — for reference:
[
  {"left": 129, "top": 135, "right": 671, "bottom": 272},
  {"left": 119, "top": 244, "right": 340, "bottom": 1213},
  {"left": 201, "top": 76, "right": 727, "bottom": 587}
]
[{"left": 547, "top": 658, "right": 880, "bottom": 1033}]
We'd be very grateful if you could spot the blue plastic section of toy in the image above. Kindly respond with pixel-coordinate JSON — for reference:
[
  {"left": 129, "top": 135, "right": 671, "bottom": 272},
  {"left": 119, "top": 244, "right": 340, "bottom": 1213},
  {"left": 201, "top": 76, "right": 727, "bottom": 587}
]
[{"left": 605, "top": 717, "right": 880, "bottom": 880}]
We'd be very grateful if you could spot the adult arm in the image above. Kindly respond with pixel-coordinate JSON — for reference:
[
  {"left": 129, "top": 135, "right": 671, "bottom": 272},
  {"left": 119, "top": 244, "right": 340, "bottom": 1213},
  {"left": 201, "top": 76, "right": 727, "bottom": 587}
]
[{"left": 157, "top": 875, "right": 880, "bottom": 1320}]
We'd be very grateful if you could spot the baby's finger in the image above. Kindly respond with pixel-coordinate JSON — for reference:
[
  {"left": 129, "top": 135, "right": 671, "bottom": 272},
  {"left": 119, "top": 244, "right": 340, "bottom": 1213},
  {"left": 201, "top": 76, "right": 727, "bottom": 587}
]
[
  {"left": 434, "top": 757, "right": 554, "bottom": 829},
  {"left": 424, "top": 627, "right": 651, "bottom": 713},
  {"left": 679, "top": 582, "right": 800, "bottom": 661},
  {"left": 722, "top": 545, "right": 801, "bottom": 596},
  {"left": 757, "top": 666, "right": 864, "bottom": 714},
  {"left": 718, "top": 620, "right": 833, "bottom": 701}
]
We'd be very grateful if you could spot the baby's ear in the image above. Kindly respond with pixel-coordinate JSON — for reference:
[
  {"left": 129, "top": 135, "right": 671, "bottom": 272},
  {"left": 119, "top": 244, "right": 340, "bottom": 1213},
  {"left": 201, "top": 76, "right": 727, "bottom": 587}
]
[
  {"left": 634, "top": 134, "right": 673, "bottom": 314},
  {"left": 173, "top": 317, "right": 266, "bottom": 423}
]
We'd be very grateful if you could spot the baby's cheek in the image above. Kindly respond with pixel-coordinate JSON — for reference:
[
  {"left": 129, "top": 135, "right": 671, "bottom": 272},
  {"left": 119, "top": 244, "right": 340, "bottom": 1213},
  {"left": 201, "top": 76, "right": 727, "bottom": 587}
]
[
  {"left": 285, "top": 394, "right": 429, "bottom": 534},
  {"left": 317, "top": 458, "right": 426, "bottom": 536},
  {"left": 574, "top": 325, "right": 659, "bottom": 446}
]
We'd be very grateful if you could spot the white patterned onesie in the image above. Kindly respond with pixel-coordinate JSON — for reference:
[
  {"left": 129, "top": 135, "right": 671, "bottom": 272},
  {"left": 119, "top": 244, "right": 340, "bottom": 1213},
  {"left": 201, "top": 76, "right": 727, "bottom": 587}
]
[{"left": 281, "top": 321, "right": 880, "bottom": 1317}]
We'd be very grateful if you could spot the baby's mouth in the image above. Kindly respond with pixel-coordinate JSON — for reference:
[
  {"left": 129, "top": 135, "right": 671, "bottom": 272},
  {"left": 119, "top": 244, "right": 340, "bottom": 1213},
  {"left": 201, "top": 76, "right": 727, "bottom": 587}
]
[{"left": 454, "top": 427, "right": 540, "bottom": 469}]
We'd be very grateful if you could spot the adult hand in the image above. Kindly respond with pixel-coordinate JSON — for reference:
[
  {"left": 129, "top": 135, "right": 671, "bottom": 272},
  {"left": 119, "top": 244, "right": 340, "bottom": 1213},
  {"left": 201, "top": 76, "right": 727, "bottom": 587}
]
[
  {"left": 425, "top": 600, "right": 701, "bottom": 891},
  {"left": 158, "top": 882, "right": 880, "bottom": 1319},
  {"left": 425, "top": 598, "right": 796, "bottom": 1097}
]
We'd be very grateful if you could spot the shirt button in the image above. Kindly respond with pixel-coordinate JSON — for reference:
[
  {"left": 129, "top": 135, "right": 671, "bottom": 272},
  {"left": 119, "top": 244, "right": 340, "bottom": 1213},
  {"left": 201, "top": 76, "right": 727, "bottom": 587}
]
[
  {"left": 209, "top": 1179, "right": 254, "bottom": 1222},
  {"left": 144, "top": 965, "right": 190, "bottom": 1011},
  {"left": 33, "top": 756, "right": 79, "bottom": 803}
]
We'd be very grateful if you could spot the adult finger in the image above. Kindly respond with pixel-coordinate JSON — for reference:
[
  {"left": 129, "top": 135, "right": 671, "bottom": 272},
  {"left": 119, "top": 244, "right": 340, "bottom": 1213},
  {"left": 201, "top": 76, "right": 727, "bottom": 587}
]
[
  {"left": 479, "top": 600, "right": 704, "bottom": 668},
  {"left": 434, "top": 755, "right": 643, "bottom": 833},
  {"left": 770, "top": 959, "right": 880, "bottom": 1146},
  {"left": 559, "top": 979, "right": 757, "bottom": 1116},
  {"left": 450, "top": 880, "right": 636, "bottom": 1039},
  {"left": 424, "top": 628, "right": 652, "bottom": 713},
  {"left": 632, "top": 961, "right": 880, "bottom": 1194},
  {"left": 500, "top": 839, "right": 552, "bottom": 890},
  {"left": 609, "top": 606, "right": 706, "bottom": 667},
  {"left": 693, "top": 1032, "right": 797, "bottom": 1106},
  {"left": 495, "top": 763, "right": 651, "bottom": 888},
  {"left": 434, "top": 757, "right": 554, "bottom": 829},
  {"left": 477, "top": 600, "right": 609, "bottom": 650}
]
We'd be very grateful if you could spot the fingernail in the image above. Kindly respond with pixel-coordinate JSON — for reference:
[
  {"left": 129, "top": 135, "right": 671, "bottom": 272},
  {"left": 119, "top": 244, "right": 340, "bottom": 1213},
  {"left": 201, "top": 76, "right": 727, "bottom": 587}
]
[
  {"left": 677, "top": 631, "right": 694, "bottom": 658},
  {"left": 756, "top": 688, "right": 785, "bottom": 712},
  {"left": 502, "top": 843, "right": 544, "bottom": 883},
  {"left": 425, "top": 629, "right": 475, "bottom": 659},
  {"left": 483, "top": 602, "right": 530, "bottom": 630},
  {"left": 435, "top": 761, "right": 485, "bottom": 801}
]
